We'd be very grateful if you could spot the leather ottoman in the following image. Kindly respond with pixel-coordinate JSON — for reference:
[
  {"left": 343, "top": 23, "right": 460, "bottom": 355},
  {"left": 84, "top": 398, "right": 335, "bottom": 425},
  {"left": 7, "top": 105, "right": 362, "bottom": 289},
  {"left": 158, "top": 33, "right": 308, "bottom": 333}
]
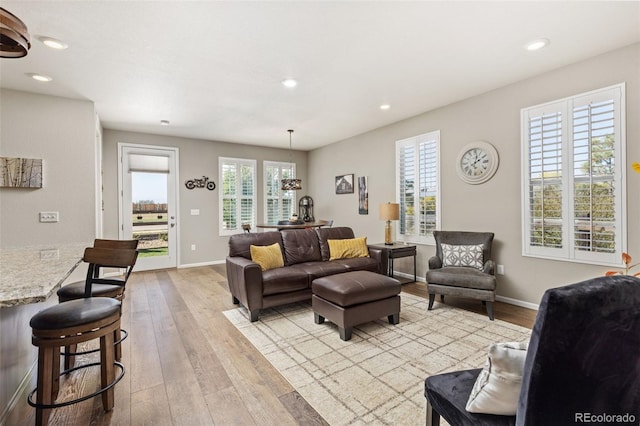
[{"left": 311, "top": 270, "right": 401, "bottom": 341}]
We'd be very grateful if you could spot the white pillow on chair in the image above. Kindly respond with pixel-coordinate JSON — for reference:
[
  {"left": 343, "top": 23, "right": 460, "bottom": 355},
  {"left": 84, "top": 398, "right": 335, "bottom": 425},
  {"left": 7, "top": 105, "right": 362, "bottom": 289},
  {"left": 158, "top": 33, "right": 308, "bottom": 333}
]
[
  {"left": 441, "top": 243, "right": 484, "bottom": 270},
  {"left": 466, "top": 341, "right": 529, "bottom": 415}
]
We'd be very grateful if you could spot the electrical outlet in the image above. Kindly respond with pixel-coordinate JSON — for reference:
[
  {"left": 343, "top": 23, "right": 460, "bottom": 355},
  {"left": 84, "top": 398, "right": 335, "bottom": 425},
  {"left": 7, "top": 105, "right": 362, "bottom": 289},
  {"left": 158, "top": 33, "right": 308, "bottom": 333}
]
[
  {"left": 39, "top": 212, "right": 59, "bottom": 223},
  {"left": 190, "top": 209, "right": 200, "bottom": 216},
  {"left": 497, "top": 264, "right": 505, "bottom": 275},
  {"left": 191, "top": 244, "right": 196, "bottom": 251}
]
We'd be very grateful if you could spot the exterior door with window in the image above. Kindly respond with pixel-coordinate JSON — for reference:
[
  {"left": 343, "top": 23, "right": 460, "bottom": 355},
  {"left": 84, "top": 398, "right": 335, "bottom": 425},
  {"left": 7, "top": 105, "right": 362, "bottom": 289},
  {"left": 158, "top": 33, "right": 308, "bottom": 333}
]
[{"left": 119, "top": 144, "right": 179, "bottom": 271}]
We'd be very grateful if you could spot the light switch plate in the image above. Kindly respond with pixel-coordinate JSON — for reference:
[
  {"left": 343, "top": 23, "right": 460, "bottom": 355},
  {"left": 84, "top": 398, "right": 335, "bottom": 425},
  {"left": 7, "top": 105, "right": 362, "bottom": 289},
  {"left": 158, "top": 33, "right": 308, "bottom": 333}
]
[{"left": 40, "top": 249, "right": 59, "bottom": 260}]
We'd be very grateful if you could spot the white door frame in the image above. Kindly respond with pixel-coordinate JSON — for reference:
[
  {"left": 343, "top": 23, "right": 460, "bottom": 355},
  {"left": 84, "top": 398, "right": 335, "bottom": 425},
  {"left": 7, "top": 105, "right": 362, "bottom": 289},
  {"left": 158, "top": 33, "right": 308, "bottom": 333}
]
[
  {"left": 94, "top": 116, "right": 103, "bottom": 238},
  {"left": 118, "top": 143, "right": 180, "bottom": 271}
]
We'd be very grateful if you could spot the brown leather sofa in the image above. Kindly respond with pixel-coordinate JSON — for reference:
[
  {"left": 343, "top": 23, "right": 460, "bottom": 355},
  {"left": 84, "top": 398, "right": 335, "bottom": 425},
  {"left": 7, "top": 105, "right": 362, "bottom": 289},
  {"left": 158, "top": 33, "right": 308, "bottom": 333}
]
[{"left": 226, "top": 227, "right": 383, "bottom": 321}]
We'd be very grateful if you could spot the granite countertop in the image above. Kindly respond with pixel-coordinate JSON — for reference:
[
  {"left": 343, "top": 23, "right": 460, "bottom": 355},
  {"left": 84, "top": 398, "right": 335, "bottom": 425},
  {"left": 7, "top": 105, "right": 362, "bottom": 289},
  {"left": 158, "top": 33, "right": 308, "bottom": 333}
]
[{"left": 0, "top": 243, "right": 88, "bottom": 308}]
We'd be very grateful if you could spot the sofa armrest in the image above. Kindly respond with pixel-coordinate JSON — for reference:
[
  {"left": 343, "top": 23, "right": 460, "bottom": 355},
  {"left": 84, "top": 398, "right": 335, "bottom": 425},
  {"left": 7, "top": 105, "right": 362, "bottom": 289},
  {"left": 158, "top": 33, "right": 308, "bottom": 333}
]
[
  {"left": 368, "top": 247, "right": 384, "bottom": 274},
  {"left": 428, "top": 256, "right": 442, "bottom": 270},
  {"left": 225, "top": 256, "right": 264, "bottom": 312}
]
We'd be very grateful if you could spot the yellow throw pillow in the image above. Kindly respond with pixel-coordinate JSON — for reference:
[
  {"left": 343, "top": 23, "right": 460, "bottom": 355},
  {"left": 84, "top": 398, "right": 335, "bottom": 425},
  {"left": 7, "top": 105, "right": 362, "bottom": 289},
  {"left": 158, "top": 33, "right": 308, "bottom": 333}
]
[
  {"left": 328, "top": 237, "right": 369, "bottom": 260},
  {"left": 250, "top": 242, "right": 284, "bottom": 271}
]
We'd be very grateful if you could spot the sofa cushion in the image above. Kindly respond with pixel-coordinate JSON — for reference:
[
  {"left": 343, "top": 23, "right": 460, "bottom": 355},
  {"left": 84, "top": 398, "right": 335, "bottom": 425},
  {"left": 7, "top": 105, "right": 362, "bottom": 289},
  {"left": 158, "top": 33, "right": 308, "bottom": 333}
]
[
  {"left": 262, "top": 267, "right": 309, "bottom": 296},
  {"left": 291, "top": 261, "right": 350, "bottom": 281},
  {"left": 250, "top": 242, "right": 284, "bottom": 271},
  {"left": 328, "top": 237, "right": 369, "bottom": 260},
  {"left": 229, "top": 231, "right": 282, "bottom": 260},
  {"left": 281, "top": 229, "right": 322, "bottom": 265},
  {"left": 333, "top": 257, "right": 379, "bottom": 272},
  {"left": 316, "top": 227, "right": 356, "bottom": 261},
  {"left": 427, "top": 267, "right": 496, "bottom": 291}
]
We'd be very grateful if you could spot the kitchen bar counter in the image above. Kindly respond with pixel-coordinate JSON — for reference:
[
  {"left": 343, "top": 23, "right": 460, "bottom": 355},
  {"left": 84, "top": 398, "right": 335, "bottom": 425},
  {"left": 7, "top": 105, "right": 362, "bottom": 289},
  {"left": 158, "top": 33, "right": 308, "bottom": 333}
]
[{"left": 0, "top": 243, "right": 87, "bottom": 308}]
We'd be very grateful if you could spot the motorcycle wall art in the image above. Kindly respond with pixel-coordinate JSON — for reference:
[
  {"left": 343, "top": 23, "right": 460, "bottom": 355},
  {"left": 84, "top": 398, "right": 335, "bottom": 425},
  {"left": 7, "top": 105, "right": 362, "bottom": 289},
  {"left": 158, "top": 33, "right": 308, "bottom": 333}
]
[{"left": 185, "top": 176, "right": 216, "bottom": 190}]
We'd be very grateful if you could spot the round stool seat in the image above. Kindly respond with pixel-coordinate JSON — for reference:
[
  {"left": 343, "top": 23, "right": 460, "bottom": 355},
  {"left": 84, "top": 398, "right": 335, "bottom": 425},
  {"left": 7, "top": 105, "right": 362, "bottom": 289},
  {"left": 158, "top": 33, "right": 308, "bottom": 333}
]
[
  {"left": 57, "top": 281, "right": 124, "bottom": 301},
  {"left": 30, "top": 298, "right": 121, "bottom": 331},
  {"left": 29, "top": 297, "right": 123, "bottom": 425}
]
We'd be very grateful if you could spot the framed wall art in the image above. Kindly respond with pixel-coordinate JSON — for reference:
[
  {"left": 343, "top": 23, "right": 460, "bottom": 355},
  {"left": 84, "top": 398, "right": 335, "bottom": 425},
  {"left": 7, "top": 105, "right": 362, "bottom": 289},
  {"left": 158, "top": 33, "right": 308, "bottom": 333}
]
[
  {"left": 358, "top": 176, "right": 368, "bottom": 214},
  {"left": 335, "top": 174, "right": 354, "bottom": 194},
  {"left": 0, "top": 157, "right": 43, "bottom": 188}
]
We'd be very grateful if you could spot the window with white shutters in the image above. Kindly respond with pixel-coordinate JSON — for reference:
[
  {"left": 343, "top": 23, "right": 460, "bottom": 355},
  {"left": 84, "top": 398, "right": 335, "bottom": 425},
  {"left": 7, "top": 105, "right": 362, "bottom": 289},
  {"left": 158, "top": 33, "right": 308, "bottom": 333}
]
[
  {"left": 219, "top": 157, "right": 256, "bottom": 236},
  {"left": 264, "top": 161, "right": 296, "bottom": 223},
  {"left": 521, "top": 84, "right": 626, "bottom": 266},
  {"left": 396, "top": 131, "right": 440, "bottom": 244}
]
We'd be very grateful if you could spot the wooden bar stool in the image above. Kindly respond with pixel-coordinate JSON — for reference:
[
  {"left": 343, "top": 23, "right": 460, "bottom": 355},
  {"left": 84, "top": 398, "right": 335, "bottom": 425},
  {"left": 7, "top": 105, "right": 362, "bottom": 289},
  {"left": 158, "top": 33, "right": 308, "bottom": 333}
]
[
  {"left": 28, "top": 297, "right": 125, "bottom": 426},
  {"left": 57, "top": 244, "right": 138, "bottom": 369}
]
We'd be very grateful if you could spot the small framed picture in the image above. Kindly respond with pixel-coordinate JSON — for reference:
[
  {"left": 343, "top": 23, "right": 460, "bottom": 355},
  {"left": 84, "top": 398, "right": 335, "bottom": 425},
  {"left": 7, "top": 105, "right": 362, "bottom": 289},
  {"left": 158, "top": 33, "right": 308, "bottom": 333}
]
[
  {"left": 335, "top": 174, "right": 354, "bottom": 194},
  {"left": 358, "top": 176, "right": 368, "bottom": 214}
]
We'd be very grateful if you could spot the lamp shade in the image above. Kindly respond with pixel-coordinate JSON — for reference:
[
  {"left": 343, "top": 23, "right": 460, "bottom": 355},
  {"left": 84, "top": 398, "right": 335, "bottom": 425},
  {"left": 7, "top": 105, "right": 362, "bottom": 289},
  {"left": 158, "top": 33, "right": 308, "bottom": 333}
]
[
  {"left": 281, "top": 129, "right": 302, "bottom": 190},
  {"left": 379, "top": 203, "right": 400, "bottom": 221},
  {"left": 281, "top": 178, "right": 302, "bottom": 191}
]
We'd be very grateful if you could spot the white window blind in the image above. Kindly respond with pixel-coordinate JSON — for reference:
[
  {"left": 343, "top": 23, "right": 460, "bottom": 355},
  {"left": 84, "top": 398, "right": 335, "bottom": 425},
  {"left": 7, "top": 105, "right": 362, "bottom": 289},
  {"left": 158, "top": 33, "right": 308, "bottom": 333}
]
[
  {"left": 264, "top": 161, "right": 296, "bottom": 223},
  {"left": 219, "top": 157, "right": 256, "bottom": 236},
  {"left": 396, "top": 130, "right": 440, "bottom": 244},
  {"left": 128, "top": 154, "right": 169, "bottom": 173},
  {"left": 521, "top": 83, "right": 625, "bottom": 266}
]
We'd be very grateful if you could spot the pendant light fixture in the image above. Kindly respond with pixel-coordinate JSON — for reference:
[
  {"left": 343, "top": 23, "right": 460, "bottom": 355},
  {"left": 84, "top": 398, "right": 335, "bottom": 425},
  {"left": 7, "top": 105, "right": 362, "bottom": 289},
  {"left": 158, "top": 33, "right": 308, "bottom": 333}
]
[
  {"left": 281, "top": 129, "right": 302, "bottom": 191},
  {"left": 0, "top": 7, "right": 31, "bottom": 58}
]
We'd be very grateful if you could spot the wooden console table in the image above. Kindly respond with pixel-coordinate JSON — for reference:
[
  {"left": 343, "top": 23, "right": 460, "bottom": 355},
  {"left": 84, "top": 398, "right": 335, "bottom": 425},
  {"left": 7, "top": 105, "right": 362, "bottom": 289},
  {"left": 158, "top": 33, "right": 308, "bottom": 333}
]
[{"left": 368, "top": 243, "right": 417, "bottom": 283}]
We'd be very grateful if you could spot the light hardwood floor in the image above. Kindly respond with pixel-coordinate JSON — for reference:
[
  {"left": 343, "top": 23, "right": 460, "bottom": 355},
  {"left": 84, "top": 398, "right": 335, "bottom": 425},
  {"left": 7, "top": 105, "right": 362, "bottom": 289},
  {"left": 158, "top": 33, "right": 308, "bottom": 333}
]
[{"left": 8, "top": 265, "right": 536, "bottom": 425}]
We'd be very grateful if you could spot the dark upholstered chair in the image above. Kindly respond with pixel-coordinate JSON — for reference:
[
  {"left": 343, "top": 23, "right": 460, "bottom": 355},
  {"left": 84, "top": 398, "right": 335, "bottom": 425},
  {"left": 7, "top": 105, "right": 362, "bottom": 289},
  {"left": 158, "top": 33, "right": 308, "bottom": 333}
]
[
  {"left": 426, "top": 231, "right": 496, "bottom": 320},
  {"left": 424, "top": 275, "right": 640, "bottom": 426}
]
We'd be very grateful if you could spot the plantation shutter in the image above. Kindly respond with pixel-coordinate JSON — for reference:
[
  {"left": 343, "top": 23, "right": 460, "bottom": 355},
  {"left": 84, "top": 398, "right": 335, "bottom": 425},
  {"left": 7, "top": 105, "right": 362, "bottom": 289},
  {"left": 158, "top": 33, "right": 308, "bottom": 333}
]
[
  {"left": 398, "top": 141, "right": 415, "bottom": 238},
  {"left": 571, "top": 88, "right": 622, "bottom": 264},
  {"left": 522, "top": 83, "right": 625, "bottom": 266},
  {"left": 524, "top": 102, "right": 566, "bottom": 257},
  {"left": 419, "top": 137, "right": 438, "bottom": 236},
  {"left": 219, "top": 157, "right": 256, "bottom": 235},
  {"left": 264, "top": 161, "right": 295, "bottom": 223},
  {"left": 396, "top": 130, "right": 440, "bottom": 244},
  {"left": 240, "top": 163, "right": 255, "bottom": 227}
]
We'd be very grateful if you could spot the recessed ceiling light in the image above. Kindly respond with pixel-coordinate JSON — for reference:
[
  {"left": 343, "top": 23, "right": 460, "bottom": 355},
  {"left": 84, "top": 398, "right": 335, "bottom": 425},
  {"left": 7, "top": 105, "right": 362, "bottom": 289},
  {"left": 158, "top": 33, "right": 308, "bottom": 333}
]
[
  {"left": 525, "top": 38, "right": 550, "bottom": 51},
  {"left": 26, "top": 73, "right": 53, "bottom": 82},
  {"left": 380, "top": 104, "right": 391, "bottom": 110},
  {"left": 37, "top": 36, "right": 68, "bottom": 50},
  {"left": 160, "top": 120, "right": 170, "bottom": 126},
  {"left": 282, "top": 79, "right": 298, "bottom": 88}
]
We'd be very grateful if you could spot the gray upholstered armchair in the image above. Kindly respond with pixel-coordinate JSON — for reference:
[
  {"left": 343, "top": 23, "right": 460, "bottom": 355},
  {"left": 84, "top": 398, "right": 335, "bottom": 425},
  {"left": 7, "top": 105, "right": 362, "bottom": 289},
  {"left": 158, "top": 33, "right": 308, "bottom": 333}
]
[{"left": 426, "top": 231, "right": 496, "bottom": 320}]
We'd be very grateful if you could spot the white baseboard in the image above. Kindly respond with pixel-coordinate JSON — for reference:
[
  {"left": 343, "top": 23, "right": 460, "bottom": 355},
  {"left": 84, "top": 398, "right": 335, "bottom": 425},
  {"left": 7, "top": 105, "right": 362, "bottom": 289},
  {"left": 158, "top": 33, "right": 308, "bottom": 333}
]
[
  {"left": 1, "top": 361, "right": 36, "bottom": 425},
  {"left": 495, "top": 295, "right": 539, "bottom": 311},
  {"left": 394, "top": 271, "right": 539, "bottom": 311},
  {"left": 178, "top": 259, "right": 225, "bottom": 269}
]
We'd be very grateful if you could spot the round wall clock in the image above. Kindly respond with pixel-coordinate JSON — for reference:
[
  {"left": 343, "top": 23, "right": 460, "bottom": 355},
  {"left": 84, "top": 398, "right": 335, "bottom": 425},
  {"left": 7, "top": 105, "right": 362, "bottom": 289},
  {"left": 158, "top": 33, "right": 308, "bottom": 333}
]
[{"left": 456, "top": 141, "right": 499, "bottom": 184}]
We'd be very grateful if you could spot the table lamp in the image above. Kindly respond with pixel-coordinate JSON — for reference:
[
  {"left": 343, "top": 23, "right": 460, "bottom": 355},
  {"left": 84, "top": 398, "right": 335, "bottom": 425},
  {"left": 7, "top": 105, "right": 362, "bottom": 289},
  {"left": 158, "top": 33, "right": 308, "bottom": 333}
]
[{"left": 379, "top": 202, "right": 400, "bottom": 245}]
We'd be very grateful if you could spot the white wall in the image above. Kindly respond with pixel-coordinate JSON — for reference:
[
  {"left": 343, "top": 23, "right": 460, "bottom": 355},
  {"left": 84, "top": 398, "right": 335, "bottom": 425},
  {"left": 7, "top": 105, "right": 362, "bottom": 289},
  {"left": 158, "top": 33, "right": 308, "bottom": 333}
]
[
  {"left": 307, "top": 43, "right": 640, "bottom": 306},
  {"left": 101, "top": 129, "right": 309, "bottom": 266}
]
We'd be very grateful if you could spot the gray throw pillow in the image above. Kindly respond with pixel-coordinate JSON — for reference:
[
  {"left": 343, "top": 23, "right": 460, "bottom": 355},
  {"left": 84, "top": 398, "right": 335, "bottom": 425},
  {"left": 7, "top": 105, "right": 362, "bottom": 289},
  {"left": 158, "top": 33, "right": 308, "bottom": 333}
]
[{"left": 441, "top": 243, "right": 484, "bottom": 270}]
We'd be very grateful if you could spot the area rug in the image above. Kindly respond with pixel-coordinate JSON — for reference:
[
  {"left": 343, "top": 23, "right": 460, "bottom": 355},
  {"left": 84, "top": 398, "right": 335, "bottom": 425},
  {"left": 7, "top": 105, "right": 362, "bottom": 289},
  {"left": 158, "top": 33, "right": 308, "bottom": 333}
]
[{"left": 223, "top": 293, "right": 531, "bottom": 425}]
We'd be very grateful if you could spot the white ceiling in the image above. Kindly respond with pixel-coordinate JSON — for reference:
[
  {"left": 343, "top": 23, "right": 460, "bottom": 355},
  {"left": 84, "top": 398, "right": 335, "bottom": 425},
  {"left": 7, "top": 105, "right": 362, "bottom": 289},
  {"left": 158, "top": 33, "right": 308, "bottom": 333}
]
[{"left": 1, "top": 1, "right": 639, "bottom": 150}]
